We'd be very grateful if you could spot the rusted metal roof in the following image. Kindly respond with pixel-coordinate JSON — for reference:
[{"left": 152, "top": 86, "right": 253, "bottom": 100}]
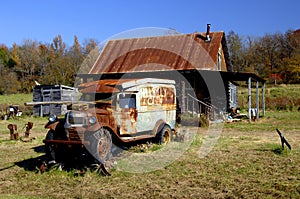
[
  {"left": 79, "top": 78, "right": 176, "bottom": 93},
  {"left": 88, "top": 32, "right": 232, "bottom": 75},
  {"left": 80, "top": 79, "right": 129, "bottom": 93}
]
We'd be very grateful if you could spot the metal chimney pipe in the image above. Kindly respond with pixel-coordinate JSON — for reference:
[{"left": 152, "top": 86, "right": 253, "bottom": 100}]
[{"left": 206, "top": 24, "right": 211, "bottom": 41}]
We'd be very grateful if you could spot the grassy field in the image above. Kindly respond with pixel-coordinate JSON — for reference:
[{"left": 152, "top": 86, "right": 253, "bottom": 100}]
[
  {"left": 0, "top": 112, "right": 299, "bottom": 198},
  {"left": 238, "top": 84, "right": 300, "bottom": 111},
  {"left": 0, "top": 88, "right": 299, "bottom": 198}
]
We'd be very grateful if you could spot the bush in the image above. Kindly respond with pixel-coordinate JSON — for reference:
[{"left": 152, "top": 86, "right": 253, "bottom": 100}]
[{"left": 266, "top": 96, "right": 299, "bottom": 111}]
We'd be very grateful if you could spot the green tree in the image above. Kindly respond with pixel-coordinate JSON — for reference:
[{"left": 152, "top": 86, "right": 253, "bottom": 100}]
[
  {"left": 36, "top": 44, "right": 50, "bottom": 80},
  {"left": 44, "top": 35, "right": 69, "bottom": 85},
  {"left": 0, "top": 62, "right": 20, "bottom": 94},
  {"left": 226, "top": 31, "right": 244, "bottom": 72},
  {"left": 17, "top": 39, "right": 40, "bottom": 92},
  {"left": 285, "top": 54, "right": 300, "bottom": 83},
  {"left": 69, "top": 35, "right": 84, "bottom": 82},
  {"left": 0, "top": 44, "right": 10, "bottom": 66},
  {"left": 83, "top": 38, "right": 98, "bottom": 54}
]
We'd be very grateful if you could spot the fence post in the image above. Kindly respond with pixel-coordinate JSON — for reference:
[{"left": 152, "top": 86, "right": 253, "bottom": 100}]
[
  {"left": 248, "top": 77, "right": 251, "bottom": 123},
  {"left": 256, "top": 81, "right": 259, "bottom": 120},
  {"left": 262, "top": 83, "right": 265, "bottom": 116}
]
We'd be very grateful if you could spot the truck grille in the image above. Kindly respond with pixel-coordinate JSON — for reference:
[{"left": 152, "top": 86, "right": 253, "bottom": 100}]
[
  {"left": 67, "top": 128, "right": 84, "bottom": 141},
  {"left": 67, "top": 111, "right": 87, "bottom": 126},
  {"left": 69, "top": 116, "right": 85, "bottom": 125}
]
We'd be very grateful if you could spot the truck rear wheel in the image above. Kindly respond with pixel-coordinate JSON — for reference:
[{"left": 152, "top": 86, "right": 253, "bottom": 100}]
[
  {"left": 156, "top": 125, "right": 172, "bottom": 144},
  {"left": 89, "top": 128, "right": 112, "bottom": 164}
]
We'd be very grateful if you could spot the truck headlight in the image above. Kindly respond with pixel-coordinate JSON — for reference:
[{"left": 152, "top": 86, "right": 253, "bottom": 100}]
[
  {"left": 89, "top": 116, "right": 97, "bottom": 124},
  {"left": 49, "top": 114, "right": 57, "bottom": 122}
]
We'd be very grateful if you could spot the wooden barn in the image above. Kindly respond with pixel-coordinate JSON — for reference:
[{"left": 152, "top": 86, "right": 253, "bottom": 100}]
[
  {"left": 32, "top": 84, "right": 79, "bottom": 116},
  {"left": 78, "top": 25, "right": 265, "bottom": 121}
]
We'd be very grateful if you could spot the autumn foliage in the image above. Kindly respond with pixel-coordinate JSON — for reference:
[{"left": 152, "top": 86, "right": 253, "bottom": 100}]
[
  {"left": 0, "top": 35, "right": 98, "bottom": 94},
  {"left": 226, "top": 29, "right": 300, "bottom": 84},
  {"left": 0, "top": 29, "right": 300, "bottom": 94}
]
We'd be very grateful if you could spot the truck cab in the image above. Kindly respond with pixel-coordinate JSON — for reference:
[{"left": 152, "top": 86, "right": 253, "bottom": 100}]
[{"left": 44, "top": 78, "right": 177, "bottom": 164}]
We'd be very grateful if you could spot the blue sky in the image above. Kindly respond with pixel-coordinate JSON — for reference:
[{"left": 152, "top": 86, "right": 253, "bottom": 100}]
[{"left": 1, "top": 0, "right": 299, "bottom": 47}]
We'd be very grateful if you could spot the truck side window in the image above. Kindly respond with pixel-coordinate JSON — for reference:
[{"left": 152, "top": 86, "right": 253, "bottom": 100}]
[{"left": 119, "top": 94, "right": 136, "bottom": 108}]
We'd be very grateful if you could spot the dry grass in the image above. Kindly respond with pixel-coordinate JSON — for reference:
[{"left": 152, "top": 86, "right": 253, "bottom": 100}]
[{"left": 0, "top": 111, "right": 299, "bottom": 198}]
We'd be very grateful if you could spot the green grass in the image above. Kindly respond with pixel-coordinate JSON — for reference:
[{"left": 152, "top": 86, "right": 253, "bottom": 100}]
[
  {"left": 0, "top": 93, "right": 33, "bottom": 116},
  {"left": 0, "top": 88, "right": 299, "bottom": 198},
  {"left": 0, "top": 93, "right": 32, "bottom": 106},
  {"left": 0, "top": 110, "right": 299, "bottom": 198},
  {"left": 224, "top": 111, "right": 300, "bottom": 132}
]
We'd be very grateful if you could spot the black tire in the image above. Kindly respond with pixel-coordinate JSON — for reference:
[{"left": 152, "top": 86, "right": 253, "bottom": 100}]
[
  {"left": 156, "top": 125, "right": 172, "bottom": 144},
  {"left": 89, "top": 128, "right": 112, "bottom": 164}
]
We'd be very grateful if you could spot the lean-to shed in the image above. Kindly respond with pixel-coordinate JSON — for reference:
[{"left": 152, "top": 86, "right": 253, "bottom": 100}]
[{"left": 32, "top": 84, "right": 79, "bottom": 116}]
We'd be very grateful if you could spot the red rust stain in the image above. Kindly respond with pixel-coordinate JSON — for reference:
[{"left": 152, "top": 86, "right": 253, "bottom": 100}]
[{"left": 120, "top": 108, "right": 137, "bottom": 135}]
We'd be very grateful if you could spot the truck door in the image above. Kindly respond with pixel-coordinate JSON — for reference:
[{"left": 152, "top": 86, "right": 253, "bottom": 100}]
[{"left": 118, "top": 93, "right": 138, "bottom": 135}]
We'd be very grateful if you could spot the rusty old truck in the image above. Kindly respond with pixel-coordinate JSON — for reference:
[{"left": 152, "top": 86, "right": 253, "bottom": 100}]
[{"left": 42, "top": 78, "right": 177, "bottom": 165}]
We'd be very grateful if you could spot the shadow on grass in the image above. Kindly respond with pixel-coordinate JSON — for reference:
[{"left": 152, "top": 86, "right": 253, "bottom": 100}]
[
  {"left": 33, "top": 145, "right": 46, "bottom": 153},
  {"left": 271, "top": 146, "right": 285, "bottom": 155},
  {"left": 0, "top": 145, "right": 47, "bottom": 173},
  {"left": 13, "top": 145, "right": 108, "bottom": 176},
  {"left": 14, "top": 154, "right": 47, "bottom": 172},
  {"left": 257, "top": 143, "right": 290, "bottom": 156},
  {"left": 14, "top": 145, "right": 47, "bottom": 172}
]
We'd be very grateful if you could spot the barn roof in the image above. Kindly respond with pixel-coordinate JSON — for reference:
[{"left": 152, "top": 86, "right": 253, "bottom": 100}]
[{"left": 88, "top": 31, "right": 232, "bottom": 75}]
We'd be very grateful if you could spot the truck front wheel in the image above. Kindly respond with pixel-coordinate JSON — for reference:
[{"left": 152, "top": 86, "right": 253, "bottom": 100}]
[
  {"left": 45, "top": 130, "right": 58, "bottom": 161},
  {"left": 156, "top": 125, "right": 172, "bottom": 144},
  {"left": 89, "top": 128, "right": 112, "bottom": 164}
]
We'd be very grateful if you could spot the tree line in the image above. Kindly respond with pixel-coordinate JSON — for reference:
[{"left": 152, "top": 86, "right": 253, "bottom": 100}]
[
  {"left": 0, "top": 29, "right": 300, "bottom": 94},
  {"left": 226, "top": 29, "right": 300, "bottom": 84},
  {"left": 0, "top": 35, "right": 99, "bottom": 94}
]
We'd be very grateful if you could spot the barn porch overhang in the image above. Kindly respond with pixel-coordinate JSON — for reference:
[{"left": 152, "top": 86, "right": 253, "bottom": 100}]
[{"left": 218, "top": 71, "right": 266, "bottom": 122}]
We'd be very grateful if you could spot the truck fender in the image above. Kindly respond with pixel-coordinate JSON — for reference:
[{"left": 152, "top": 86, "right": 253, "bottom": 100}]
[
  {"left": 44, "top": 121, "right": 60, "bottom": 131},
  {"left": 152, "top": 119, "right": 166, "bottom": 135},
  {"left": 86, "top": 123, "right": 102, "bottom": 132}
]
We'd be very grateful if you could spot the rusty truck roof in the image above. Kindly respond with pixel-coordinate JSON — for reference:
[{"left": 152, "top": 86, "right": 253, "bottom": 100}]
[{"left": 79, "top": 78, "right": 175, "bottom": 93}]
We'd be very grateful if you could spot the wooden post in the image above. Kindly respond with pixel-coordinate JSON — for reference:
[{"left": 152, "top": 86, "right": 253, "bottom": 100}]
[
  {"left": 39, "top": 104, "right": 43, "bottom": 117},
  {"left": 192, "top": 98, "right": 195, "bottom": 117},
  {"left": 256, "top": 81, "right": 259, "bottom": 120},
  {"left": 186, "top": 92, "right": 189, "bottom": 114},
  {"left": 262, "top": 83, "right": 265, "bottom": 116},
  {"left": 248, "top": 77, "right": 251, "bottom": 123},
  {"left": 181, "top": 81, "right": 186, "bottom": 114}
]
